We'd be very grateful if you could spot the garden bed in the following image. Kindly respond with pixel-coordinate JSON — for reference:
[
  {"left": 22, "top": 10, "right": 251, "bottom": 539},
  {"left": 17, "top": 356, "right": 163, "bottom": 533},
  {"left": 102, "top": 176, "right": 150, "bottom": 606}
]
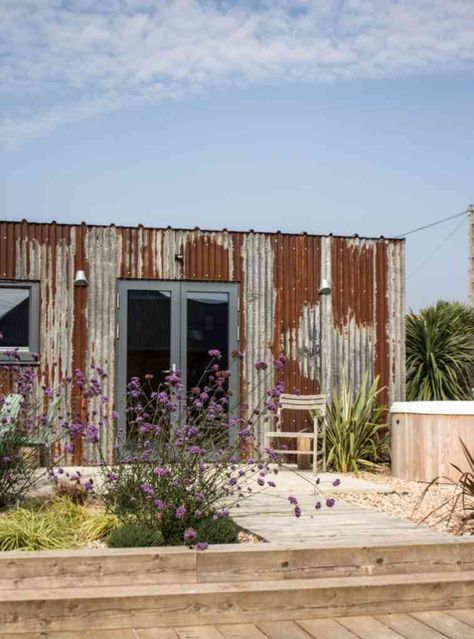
[{"left": 328, "top": 469, "right": 474, "bottom": 536}]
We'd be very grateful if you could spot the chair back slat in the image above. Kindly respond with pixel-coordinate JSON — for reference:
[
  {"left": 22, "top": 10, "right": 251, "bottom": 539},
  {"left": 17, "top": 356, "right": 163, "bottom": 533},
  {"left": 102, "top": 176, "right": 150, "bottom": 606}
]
[
  {"left": 0, "top": 394, "right": 23, "bottom": 438},
  {"left": 278, "top": 394, "right": 326, "bottom": 413}
]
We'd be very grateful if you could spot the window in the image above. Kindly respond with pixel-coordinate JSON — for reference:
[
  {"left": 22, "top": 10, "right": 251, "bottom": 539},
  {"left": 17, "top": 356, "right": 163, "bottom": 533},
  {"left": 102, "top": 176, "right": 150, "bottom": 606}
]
[{"left": 0, "top": 282, "right": 40, "bottom": 362}]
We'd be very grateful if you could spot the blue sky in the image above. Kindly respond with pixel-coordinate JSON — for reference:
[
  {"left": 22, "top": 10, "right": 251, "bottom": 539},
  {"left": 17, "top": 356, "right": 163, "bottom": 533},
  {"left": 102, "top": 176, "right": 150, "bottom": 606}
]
[{"left": 1, "top": 1, "right": 473, "bottom": 309}]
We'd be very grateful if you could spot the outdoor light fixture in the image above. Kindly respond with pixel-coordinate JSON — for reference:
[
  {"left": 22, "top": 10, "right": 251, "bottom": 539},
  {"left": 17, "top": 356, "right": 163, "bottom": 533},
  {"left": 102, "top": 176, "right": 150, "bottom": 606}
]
[
  {"left": 74, "top": 270, "right": 89, "bottom": 287},
  {"left": 319, "top": 278, "right": 331, "bottom": 295},
  {"left": 175, "top": 253, "right": 184, "bottom": 262}
]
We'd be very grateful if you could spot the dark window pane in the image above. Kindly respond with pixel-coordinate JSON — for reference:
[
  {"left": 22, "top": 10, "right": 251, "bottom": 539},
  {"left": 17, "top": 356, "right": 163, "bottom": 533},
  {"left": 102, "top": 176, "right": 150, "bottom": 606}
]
[
  {"left": 0, "top": 288, "right": 29, "bottom": 347},
  {"left": 127, "top": 290, "right": 171, "bottom": 388},
  {"left": 187, "top": 292, "right": 229, "bottom": 391}
]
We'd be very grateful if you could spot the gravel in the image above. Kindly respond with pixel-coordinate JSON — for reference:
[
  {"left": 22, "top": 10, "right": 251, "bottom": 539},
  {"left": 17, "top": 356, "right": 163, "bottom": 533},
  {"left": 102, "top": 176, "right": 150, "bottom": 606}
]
[{"left": 328, "top": 468, "right": 474, "bottom": 536}]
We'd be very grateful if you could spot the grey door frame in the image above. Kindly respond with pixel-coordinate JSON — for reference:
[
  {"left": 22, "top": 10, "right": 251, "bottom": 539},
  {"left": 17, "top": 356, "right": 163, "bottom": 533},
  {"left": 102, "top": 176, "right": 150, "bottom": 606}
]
[{"left": 116, "top": 279, "right": 240, "bottom": 435}]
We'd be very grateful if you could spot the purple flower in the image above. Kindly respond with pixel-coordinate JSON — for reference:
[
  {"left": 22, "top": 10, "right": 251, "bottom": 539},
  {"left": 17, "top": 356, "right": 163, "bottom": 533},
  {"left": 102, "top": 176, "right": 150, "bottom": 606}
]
[
  {"left": 85, "top": 424, "right": 99, "bottom": 443},
  {"left": 332, "top": 478, "right": 341, "bottom": 487},
  {"left": 194, "top": 542, "right": 208, "bottom": 551},
  {"left": 326, "top": 498, "right": 336, "bottom": 508},
  {"left": 255, "top": 360, "right": 268, "bottom": 371},
  {"left": 267, "top": 480, "right": 276, "bottom": 488},
  {"left": 141, "top": 482, "right": 155, "bottom": 499},
  {"left": 208, "top": 349, "right": 221, "bottom": 359},
  {"left": 64, "top": 443, "right": 74, "bottom": 454},
  {"left": 288, "top": 495, "right": 298, "bottom": 505},
  {"left": 315, "top": 501, "right": 322, "bottom": 510},
  {"left": 294, "top": 505, "right": 302, "bottom": 518},
  {"left": 154, "top": 466, "right": 169, "bottom": 478},
  {"left": 84, "top": 479, "right": 94, "bottom": 492},
  {"left": 231, "top": 349, "right": 243, "bottom": 360},
  {"left": 184, "top": 527, "right": 197, "bottom": 542},
  {"left": 175, "top": 506, "right": 186, "bottom": 519},
  {"left": 154, "top": 499, "right": 166, "bottom": 511}
]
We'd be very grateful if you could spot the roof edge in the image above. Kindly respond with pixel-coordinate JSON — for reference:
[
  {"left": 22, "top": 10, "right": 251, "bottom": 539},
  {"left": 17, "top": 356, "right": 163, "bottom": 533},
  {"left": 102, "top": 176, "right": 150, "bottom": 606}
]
[{"left": 0, "top": 218, "right": 406, "bottom": 243}]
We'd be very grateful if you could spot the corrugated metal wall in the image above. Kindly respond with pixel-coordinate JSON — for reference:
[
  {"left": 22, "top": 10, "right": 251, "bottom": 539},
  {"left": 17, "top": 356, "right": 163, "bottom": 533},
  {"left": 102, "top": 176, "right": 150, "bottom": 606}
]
[{"left": 0, "top": 221, "right": 405, "bottom": 462}]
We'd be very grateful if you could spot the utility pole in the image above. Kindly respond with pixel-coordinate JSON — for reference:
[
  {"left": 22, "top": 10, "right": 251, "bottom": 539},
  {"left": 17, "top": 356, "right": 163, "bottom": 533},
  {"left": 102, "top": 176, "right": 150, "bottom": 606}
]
[{"left": 470, "top": 204, "right": 474, "bottom": 306}]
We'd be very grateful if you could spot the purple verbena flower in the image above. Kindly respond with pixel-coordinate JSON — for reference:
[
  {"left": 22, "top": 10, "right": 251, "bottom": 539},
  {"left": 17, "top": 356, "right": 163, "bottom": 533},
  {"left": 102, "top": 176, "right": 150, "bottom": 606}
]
[
  {"left": 184, "top": 527, "right": 197, "bottom": 542},
  {"left": 175, "top": 505, "right": 186, "bottom": 519}
]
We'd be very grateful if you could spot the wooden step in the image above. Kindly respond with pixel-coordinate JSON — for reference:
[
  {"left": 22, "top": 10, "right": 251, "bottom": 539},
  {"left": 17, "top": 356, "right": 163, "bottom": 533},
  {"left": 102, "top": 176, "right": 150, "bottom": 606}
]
[
  {"left": 0, "top": 539, "right": 473, "bottom": 590},
  {"left": 1, "top": 570, "right": 474, "bottom": 634}
]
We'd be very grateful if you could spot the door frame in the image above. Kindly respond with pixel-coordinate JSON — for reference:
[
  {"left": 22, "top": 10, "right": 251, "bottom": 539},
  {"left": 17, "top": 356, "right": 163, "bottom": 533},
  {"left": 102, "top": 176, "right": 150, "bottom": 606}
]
[{"left": 115, "top": 279, "right": 240, "bottom": 439}]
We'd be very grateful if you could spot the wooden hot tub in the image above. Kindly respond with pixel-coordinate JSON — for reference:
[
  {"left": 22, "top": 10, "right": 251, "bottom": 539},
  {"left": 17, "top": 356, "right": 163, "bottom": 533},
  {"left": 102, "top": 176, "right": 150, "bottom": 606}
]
[{"left": 391, "top": 401, "right": 474, "bottom": 482}]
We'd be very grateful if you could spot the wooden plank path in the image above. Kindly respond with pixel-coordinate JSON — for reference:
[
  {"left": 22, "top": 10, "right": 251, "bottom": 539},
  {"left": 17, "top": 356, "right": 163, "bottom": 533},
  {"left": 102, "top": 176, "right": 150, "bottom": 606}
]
[
  {"left": 230, "top": 472, "right": 451, "bottom": 545},
  {"left": 3, "top": 609, "right": 474, "bottom": 638}
]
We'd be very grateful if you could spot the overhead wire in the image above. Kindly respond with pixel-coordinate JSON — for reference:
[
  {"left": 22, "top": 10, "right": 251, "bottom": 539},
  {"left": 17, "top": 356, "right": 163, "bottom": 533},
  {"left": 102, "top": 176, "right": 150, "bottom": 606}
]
[
  {"left": 407, "top": 215, "right": 467, "bottom": 280},
  {"left": 395, "top": 209, "right": 468, "bottom": 239}
]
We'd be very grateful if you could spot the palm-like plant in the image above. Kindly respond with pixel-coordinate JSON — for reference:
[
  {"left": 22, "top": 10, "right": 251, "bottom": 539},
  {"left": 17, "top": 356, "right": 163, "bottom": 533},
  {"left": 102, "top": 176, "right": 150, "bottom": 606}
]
[
  {"left": 406, "top": 301, "right": 474, "bottom": 401},
  {"left": 323, "top": 373, "right": 388, "bottom": 473}
]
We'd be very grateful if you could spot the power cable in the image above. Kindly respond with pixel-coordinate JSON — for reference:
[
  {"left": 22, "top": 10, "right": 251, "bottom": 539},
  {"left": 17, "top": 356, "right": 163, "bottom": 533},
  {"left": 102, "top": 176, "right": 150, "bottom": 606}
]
[
  {"left": 395, "top": 209, "right": 468, "bottom": 239},
  {"left": 407, "top": 215, "right": 467, "bottom": 280}
]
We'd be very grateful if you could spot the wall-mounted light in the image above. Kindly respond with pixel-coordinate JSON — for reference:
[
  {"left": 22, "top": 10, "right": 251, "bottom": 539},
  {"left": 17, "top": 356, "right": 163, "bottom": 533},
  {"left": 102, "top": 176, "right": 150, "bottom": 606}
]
[
  {"left": 175, "top": 253, "right": 184, "bottom": 262},
  {"left": 74, "top": 270, "right": 89, "bottom": 287},
  {"left": 319, "top": 278, "right": 331, "bottom": 295}
]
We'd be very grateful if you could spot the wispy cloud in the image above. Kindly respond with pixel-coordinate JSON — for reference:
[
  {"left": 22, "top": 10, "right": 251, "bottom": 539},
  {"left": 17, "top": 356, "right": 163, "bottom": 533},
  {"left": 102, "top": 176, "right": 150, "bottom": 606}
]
[{"left": 1, "top": 0, "right": 474, "bottom": 146}]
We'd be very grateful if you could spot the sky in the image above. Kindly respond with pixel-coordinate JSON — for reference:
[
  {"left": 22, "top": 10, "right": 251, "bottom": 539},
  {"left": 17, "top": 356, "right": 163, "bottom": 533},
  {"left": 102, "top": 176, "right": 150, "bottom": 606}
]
[{"left": 1, "top": 1, "right": 473, "bottom": 310}]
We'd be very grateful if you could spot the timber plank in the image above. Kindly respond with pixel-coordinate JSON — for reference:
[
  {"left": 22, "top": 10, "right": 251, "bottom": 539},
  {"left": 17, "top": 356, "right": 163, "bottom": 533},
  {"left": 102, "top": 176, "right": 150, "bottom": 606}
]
[
  {"left": 1, "top": 571, "right": 474, "bottom": 633},
  {"left": 175, "top": 627, "right": 224, "bottom": 638},
  {"left": 0, "top": 547, "right": 196, "bottom": 590},
  {"left": 256, "top": 620, "right": 313, "bottom": 638},
  {"left": 135, "top": 629, "right": 179, "bottom": 638},
  {"left": 375, "top": 613, "right": 450, "bottom": 638},
  {"left": 411, "top": 611, "right": 474, "bottom": 639},
  {"left": 449, "top": 608, "right": 474, "bottom": 627},
  {"left": 337, "top": 615, "right": 405, "bottom": 638},
  {"left": 297, "top": 618, "right": 358, "bottom": 638},
  {"left": 217, "top": 624, "right": 267, "bottom": 638}
]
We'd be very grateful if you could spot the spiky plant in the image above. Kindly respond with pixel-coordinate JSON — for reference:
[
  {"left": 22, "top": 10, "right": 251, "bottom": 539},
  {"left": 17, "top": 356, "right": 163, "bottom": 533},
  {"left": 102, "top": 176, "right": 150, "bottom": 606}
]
[
  {"left": 323, "top": 373, "right": 388, "bottom": 473},
  {"left": 406, "top": 301, "right": 474, "bottom": 401}
]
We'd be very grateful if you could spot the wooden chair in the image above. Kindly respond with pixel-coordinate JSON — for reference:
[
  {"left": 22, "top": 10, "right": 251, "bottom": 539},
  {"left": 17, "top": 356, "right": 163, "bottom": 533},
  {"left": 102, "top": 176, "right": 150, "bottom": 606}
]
[
  {"left": 266, "top": 393, "right": 327, "bottom": 474},
  {"left": 0, "top": 393, "right": 61, "bottom": 466}
]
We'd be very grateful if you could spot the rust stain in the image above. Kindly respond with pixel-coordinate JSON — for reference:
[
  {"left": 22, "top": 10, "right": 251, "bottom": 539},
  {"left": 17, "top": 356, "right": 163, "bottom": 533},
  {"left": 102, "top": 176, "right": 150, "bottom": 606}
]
[{"left": 0, "top": 220, "right": 405, "bottom": 462}]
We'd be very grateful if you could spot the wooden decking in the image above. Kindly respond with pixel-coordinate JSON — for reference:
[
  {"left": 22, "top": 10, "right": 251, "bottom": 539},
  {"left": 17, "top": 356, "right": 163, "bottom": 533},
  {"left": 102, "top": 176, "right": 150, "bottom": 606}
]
[
  {"left": 3, "top": 609, "right": 474, "bottom": 637},
  {"left": 231, "top": 471, "right": 451, "bottom": 545},
  {"left": 1, "top": 539, "right": 473, "bottom": 634}
]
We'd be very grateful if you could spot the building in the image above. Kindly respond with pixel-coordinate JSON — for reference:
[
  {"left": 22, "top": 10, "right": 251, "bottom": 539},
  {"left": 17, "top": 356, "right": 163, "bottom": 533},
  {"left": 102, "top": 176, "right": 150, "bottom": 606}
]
[{"left": 0, "top": 220, "right": 405, "bottom": 463}]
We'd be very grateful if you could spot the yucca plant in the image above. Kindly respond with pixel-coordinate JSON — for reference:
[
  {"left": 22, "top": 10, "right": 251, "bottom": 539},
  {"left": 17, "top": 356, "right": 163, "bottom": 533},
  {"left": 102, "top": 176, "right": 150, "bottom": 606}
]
[
  {"left": 323, "top": 373, "right": 388, "bottom": 473},
  {"left": 406, "top": 301, "right": 474, "bottom": 401}
]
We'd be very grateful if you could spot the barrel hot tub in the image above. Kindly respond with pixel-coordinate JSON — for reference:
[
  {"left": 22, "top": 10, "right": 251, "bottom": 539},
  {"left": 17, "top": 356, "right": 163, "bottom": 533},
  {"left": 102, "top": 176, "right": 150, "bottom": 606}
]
[{"left": 391, "top": 402, "right": 474, "bottom": 482}]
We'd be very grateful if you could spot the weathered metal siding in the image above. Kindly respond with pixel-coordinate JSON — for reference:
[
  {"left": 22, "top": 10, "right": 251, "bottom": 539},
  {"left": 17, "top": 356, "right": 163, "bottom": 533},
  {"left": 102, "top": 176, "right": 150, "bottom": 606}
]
[{"left": 0, "top": 221, "right": 405, "bottom": 462}]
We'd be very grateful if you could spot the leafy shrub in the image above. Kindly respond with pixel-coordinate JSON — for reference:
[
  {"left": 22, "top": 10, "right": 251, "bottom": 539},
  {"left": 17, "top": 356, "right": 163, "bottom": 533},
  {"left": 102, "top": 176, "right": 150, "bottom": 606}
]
[
  {"left": 406, "top": 301, "right": 474, "bottom": 400},
  {"left": 195, "top": 516, "right": 240, "bottom": 545},
  {"left": 0, "top": 430, "right": 41, "bottom": 510},
  {"left": 53, "top": 479, "right": 89, "bottom": 505},
  {"left": 0, "top": 498, "right": 119, "bottom": 551},
  {"left": 324, "top": 373, "right": 388, "bottom": 473},
  {"left": 107, "top": 523, "right": 164, "bottom": 548},
  {"left": 0, "top": 348, "right": 72, "bottom": 509}
]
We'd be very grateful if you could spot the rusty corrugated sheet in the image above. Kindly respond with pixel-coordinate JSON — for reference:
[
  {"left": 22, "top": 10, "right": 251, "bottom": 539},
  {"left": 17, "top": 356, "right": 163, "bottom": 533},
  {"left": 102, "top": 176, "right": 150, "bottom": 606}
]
[{"left": 0, "top": 220, "right": 405, "bottom": 463}]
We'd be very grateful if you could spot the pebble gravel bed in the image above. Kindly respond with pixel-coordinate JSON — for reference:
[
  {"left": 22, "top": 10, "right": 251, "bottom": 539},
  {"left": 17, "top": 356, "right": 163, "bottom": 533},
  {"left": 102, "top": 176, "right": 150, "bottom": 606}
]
[{"left": 328, "top": 468, "right": 474, "bottom": 536}]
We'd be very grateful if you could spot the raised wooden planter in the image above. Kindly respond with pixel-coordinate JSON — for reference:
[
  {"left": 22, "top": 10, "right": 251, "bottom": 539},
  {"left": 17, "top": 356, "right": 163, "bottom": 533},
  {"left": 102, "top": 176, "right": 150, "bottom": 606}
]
[{"left": 391, "top": 401, "right": 474, "bottom": 482}]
